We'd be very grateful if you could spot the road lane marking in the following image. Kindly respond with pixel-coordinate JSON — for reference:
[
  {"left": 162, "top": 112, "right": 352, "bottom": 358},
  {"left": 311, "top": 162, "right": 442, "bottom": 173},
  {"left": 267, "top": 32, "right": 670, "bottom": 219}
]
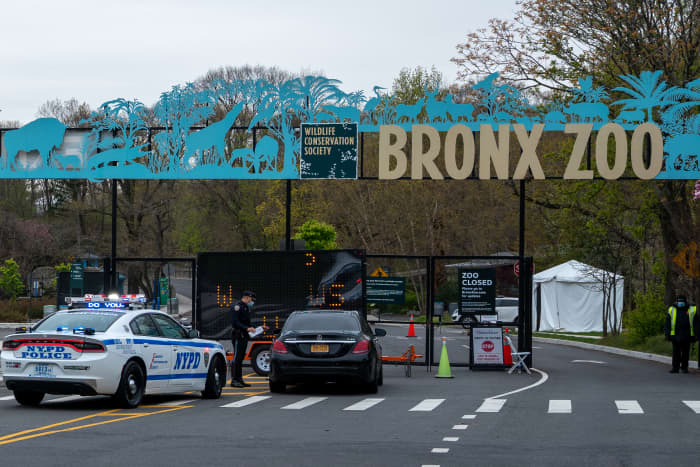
[
  {"left": 571, "top": 360, "right": 606, "bottom": 364},
  {"left": 431, "top": 448, "right": 449, "bottom": 453},
  {"left": 452, "top": 424, "right": 468, "bottom": 430},
  {"left": 281, "top": 397, "right": 327, "bottom": 410},
  {"left": 548, "top": 400, "right": 572, "bottom": 414},
  {"left": 157, "top": 399, "right": 196, "bottom": 406},
  {"left": 221, "top": 396, "right": 271, "bottom": 408},
  {"left": 683, "top": 401, "right": 700, "bottom": 413},
  {"left": 343, "top": 398, "right": 384, "bottom": 411},
  {"left": 487, "top": 368, "right": 549, "bottom": 400},
  {"left": 409, "top": 399, "right": 445, "bottom": 412},
  {"left": 461, "top": 414, "right": 476, "bottom": 419},
  {"left": 615, "top": 400, "right": 644, "bottom": 414},
  {"left": 476, "top": 399, "right": 506, "bottom": 413},
  {"left": 0, "top": 405, "right": 191, "bottom": 446},
  {"left": 443, "top": 437, "right": 459, "bottom": 442}
]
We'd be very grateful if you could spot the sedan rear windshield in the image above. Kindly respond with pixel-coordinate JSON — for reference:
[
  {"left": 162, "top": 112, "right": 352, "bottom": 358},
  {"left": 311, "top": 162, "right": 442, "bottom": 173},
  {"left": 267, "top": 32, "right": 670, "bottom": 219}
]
[
  {"left": 285, "top": 314, "right": 360, "bottom": 332},
  {"left": 33, "top": 311, "right": 123, "bottom": 333}
]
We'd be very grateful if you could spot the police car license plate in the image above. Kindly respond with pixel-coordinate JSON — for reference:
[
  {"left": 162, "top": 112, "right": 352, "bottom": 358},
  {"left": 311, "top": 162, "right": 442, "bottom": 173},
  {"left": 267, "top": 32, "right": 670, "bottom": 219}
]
[
  {"left": 310, "top": 344, "right": 329, "bottom": 353},
  {"left": 31, "top": 364, "right": 55, "bottom": 377}
]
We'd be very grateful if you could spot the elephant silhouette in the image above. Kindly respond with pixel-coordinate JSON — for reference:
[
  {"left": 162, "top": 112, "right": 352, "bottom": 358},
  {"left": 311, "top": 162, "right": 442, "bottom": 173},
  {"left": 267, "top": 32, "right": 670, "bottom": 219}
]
[
  {"left": 4, "top": 118, "right": 66, "bottom": 169},
  {"left": 246, "top": 136, "right": 279, "bottom": 173},
  {"left": 184, "top": 102, "right": 244, "bottom": 163}
]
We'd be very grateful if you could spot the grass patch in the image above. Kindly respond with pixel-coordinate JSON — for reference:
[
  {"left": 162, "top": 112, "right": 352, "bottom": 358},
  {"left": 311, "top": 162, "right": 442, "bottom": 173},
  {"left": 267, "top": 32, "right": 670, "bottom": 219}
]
[{"left": 535, "top": 331, "right": 700, "bottom": 360}]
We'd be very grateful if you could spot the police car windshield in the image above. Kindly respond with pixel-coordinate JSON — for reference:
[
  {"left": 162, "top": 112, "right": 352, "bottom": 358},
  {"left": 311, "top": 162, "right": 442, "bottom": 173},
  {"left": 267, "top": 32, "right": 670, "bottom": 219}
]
[{"left": 33, "top": 311, "right": 124, "bottom": 333}]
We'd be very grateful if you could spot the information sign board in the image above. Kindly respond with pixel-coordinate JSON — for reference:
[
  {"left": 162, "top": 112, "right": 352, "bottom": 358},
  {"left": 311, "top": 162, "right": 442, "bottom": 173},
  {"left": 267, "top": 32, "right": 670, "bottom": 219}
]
[
  {"left": 300, "top": 123, "right": 358, "bottom": 179},
  {"left": 458, "top": 268, "right": 496, "bottom": 316},
  {"left": 471, "top": 327, "right": 504, "bottom": 367},
  {"left": 366, "top": 277, "right": 405, "bottom": 304},
  {"left": 70, "top": 262, "right": 84, "bottom": 296}
]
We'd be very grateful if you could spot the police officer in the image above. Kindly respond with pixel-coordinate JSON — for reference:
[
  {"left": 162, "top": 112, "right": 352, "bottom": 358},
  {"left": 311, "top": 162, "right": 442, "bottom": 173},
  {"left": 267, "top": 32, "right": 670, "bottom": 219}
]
[
  {"left": 230, "top": 291, "right": 267, "bottom": 387},
  {"left": 664, "top": 294, "right": 698, "bottom": 373}
]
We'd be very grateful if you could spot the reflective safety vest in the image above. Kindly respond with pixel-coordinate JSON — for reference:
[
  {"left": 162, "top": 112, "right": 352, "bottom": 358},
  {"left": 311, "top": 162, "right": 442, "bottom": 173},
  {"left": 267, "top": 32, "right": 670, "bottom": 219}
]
[{"left": 668, "top": 306, "right": 696, "bottom": 336}]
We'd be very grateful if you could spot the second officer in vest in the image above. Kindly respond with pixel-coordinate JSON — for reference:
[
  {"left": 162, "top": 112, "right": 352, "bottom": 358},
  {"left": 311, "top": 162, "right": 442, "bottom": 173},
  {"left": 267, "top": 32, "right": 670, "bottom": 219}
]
[{"left": 664, "top": 294, "right": 698, "bottom": 373}]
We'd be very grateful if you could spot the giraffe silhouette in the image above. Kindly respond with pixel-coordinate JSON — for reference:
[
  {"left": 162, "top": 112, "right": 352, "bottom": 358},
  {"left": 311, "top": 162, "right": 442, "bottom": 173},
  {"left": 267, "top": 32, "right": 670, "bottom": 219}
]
[{"left": 184, "top": 102, "right": 245, "bottom": 163}]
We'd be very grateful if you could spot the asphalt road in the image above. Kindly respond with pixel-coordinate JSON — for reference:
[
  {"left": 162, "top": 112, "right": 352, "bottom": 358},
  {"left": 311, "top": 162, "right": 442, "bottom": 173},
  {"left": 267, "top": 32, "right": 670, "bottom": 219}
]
[{"left": 1, "top": 326, "right": 700, "bottom": 467}]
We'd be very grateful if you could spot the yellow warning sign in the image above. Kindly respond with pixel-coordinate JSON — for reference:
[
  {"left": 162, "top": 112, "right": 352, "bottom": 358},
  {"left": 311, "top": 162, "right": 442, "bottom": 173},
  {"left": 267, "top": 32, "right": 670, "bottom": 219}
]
[
  {"left": 370, "top": 267, "right": 389, "bottom": 277},
  {"left": 673, "top": 241, "right": 700, "bottom": 278}
]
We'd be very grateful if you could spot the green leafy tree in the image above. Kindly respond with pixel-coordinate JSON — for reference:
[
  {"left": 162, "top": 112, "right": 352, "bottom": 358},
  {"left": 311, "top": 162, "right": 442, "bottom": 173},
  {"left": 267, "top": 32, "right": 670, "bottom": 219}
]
[
  {"left": 293, "top": 220, "right": 338, "bottom": 250},
  {"left": 0, "top": 259, "right": 25, "bottom": 300}
]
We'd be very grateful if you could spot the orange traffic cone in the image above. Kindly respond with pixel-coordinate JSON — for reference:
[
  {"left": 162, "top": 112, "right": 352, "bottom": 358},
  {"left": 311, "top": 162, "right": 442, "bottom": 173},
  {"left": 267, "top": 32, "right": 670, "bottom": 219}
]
[{"left": 407, "top": 314, "right": 417, "bottom": 337}]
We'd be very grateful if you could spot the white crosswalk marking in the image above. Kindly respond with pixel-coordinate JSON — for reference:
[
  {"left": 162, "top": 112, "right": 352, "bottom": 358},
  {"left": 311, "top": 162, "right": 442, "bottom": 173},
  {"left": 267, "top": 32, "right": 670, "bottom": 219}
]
[
  {"left": 548, "top": 400, "right": 572, "bottom": 414},
  {"left": 221, "top": 396, "right": 271, "bottom": 408},
  {"left": 431, "top": 448, "right": 449, "bottom": 453},
  {"left": 443, "top": 437, "right": 459, "bottom": 442},
  {"left": 462, "top": 414, "right": 476, "bottom": 419},
  {"left": 343, "top": 398, "right": 384, "bottom": 411},
  {"left": 409, "top": 399, "right": 445, "bottom": 412},
  {"left": 615, "top": 400, "right": 644, "bottom": 414},
  {"left": 476, "top": 399, "right": 506, "bottom": 413},
  {"left": 281, "top": 397, "right": 328, "bottom": 410},
  {"left": 452, "top": 424, "right": 468, "bottom": 430},
  {"left": 0, "top": 395, "right": 16, "bottom": 401},
  {"left": 683, "top": 401, "right": 700, "bottom": 413}
]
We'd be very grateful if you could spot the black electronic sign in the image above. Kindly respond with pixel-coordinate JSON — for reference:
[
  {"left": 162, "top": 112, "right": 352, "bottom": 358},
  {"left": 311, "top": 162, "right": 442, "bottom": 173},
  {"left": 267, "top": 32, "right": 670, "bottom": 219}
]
[{"left": 196, "top": 250, "right": 366, "bottom": 340}]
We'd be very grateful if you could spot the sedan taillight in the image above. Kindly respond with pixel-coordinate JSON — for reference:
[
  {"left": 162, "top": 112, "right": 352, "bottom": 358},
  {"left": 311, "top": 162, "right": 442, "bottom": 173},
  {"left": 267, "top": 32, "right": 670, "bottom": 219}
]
[
  {"left": 352, "top": 339, "right": 370, "bottom": 354},
  {"left": 272, "top": 339, "right": 288, "bottom": 354}
]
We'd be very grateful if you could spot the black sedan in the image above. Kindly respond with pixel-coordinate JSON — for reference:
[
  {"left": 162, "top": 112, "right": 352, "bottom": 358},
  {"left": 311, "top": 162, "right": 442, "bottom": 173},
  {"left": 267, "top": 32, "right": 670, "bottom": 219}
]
[{"left": 268, "top": 310, "right": 386, "bottom": 393}]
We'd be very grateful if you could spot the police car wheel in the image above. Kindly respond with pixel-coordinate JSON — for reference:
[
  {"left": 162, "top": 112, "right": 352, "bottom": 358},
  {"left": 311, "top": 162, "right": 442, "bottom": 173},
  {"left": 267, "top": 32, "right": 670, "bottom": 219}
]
[
  {"left": 14, "top": 390, "right": 45, "bottom": 406},
  {"left": 114, "top": 360, "right": 145, "bottom": 409},
  {"left": 202, "top": 356, "right": 225, "bottom": 399},
  {"left": 250, "top": 346, "right": 271, "bottom": 376}
]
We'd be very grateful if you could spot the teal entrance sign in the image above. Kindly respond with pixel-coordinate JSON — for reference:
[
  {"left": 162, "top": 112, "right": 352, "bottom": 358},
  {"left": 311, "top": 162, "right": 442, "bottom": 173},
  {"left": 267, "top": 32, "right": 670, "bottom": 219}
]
[
  {"left": 367, "top": 277, "right": 406, "bottom": 304},
  {"left": 0, "top": 72, "right": 698, "bottom": 180},
  {"left": 300, "top": 123, "right": 358, "bottom": 179},
  {"left": 70, "top": 262, "right": 84, "bottom": 296},
  {"left": 159, "top": 276, "right": 169, "bottom": 305}
]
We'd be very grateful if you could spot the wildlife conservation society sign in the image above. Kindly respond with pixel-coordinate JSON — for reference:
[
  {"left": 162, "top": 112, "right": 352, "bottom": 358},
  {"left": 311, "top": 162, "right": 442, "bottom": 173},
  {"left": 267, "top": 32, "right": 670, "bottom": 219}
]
[
  {"left": 300, "top": 123, "right": 358, "bottom": 179},
  {"left": 458, "top": 268, "right": 496, "bottom": 316}
]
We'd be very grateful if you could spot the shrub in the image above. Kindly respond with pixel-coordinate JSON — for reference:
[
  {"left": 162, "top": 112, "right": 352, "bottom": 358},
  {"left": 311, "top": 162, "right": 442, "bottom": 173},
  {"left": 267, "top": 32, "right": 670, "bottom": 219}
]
[
  {"left": 625, "top": 282, "right": 666, "bottom": 345},
  {"left": 0, "top": 259, "right": 25, "bottom": 300}
]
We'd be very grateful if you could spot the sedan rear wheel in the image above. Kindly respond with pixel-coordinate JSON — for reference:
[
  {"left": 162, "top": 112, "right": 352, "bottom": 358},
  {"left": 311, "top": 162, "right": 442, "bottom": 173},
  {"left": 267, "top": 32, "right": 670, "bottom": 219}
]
[
  {"left": 114, "top": 360, "right": 145, "bottom": 409},
  {"left": 14, "top": 390, "right": 45, "bottom": 406}
]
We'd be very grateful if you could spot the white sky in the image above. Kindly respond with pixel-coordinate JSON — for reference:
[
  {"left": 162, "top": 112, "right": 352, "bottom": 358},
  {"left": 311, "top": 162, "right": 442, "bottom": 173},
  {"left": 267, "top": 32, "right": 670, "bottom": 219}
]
[{"left": 0, "top": 0, "right": 517, "bottom": 124}]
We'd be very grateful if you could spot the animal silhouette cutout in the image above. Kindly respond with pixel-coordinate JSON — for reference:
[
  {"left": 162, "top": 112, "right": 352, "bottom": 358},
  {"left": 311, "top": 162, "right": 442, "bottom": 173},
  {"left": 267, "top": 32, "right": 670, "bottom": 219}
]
[
  {"left": 443, "top": 96, "right": 475, "bottom": 122},
  {"left": 618, "top": 109, "right": 645, "bottom": 124},
  {"left": 320, "top": 104, "right": 360, "bottom": 123},
  {"left": 246, "top": 136, "right": 279, "bottom": 173},
  {"left": 564, "top": 102, "right": 609, "bottom": 122},
  {"left": 665, "top": 134, "right": 700, "bottom": 172},
  {"left": 86, "top": 147, "right": 140, "bottom": 170},
  {"left": 362, "top": 86, "right": 385, "bottom": 123},
  {"left": 53, "top": 153, "right": 82, "bottom": 170},
  {"left": 394, "top": 98, "right": 426, "bottom": 123},
  {"left": 425, "top": 89, "right": 448, "bottom": 122},
  {"left": 4, "top": 118, "right": 66, "bottom": 169},
  {"left": 184, "top": 102, "right": 245, "bottom": 163}
]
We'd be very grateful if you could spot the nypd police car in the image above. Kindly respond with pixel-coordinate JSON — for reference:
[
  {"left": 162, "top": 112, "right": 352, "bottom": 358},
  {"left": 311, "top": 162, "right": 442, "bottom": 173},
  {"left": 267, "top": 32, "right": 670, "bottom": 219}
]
[{"left": 1, "top": 295, "right": 227, "bottom": 408}]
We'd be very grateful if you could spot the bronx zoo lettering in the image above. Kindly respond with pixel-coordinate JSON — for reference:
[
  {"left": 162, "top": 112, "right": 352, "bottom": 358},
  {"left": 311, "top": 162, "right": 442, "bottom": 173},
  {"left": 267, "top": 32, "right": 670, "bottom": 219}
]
[{"left": 378, "top": 123, "right": 664, "bottom": 180}]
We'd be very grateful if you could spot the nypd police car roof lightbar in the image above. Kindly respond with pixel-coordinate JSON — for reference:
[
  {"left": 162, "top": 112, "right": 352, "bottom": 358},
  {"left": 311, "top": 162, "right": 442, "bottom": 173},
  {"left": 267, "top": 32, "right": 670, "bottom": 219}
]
[{"left": 66, "top": 294, "right": 149, "bottom": 310}]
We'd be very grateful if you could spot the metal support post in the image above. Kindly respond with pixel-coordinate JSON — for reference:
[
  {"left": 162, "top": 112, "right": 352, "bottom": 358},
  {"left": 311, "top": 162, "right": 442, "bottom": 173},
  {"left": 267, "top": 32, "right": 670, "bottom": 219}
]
[
  {"left": 111, "top": 179, "right": 117, "bottom": 291},
  {"left": 285, "top": 179, "right": 292, "bottom": 250}
]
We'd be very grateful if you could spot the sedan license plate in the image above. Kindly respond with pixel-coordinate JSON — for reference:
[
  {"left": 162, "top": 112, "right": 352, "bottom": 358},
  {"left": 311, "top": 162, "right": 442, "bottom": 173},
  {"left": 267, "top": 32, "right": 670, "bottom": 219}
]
[
  {"left": 31, "top": 364, "right": 54, "bottom": 377},
  {"left": 310, "top": 344, "right": 329, "bottom": 353}
]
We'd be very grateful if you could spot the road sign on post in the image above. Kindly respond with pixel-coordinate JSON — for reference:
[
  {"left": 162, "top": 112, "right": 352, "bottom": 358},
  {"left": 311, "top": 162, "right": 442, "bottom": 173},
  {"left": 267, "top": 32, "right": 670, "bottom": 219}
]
[
  {"left": 366, "top": 277, "right": 405, "bottom": 304},
  {"left": 159, "top": 276, "right": 169, "bottom": 307},
  {"left": 70, "top": 262, "right": 84, "bottom": 296}
]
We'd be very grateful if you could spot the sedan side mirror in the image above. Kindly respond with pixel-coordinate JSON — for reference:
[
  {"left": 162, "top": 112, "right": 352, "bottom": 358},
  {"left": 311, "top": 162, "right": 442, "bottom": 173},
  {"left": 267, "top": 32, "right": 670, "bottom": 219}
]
[
  {"left": 187, "top": 329, "right": 200, "bottom": 338},
  {"left": 374, "top": 328, "right": 387, "bottom": 337}
]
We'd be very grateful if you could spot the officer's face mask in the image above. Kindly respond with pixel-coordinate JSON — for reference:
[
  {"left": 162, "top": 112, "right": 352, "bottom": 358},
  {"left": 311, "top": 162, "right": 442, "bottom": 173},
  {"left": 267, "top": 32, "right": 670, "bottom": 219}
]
[
  {"left": 678, "top": 301, "right": 687, "bottom": 308},
  {"left": 249, "top": 301, "right": 255, "bottom": 307}
]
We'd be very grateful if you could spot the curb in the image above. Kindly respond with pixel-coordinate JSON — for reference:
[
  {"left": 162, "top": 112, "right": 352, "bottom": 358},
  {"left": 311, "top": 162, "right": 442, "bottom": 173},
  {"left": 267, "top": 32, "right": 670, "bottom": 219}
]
[{"left": 533, "top": 336, "right": 699, "bottom": 369}]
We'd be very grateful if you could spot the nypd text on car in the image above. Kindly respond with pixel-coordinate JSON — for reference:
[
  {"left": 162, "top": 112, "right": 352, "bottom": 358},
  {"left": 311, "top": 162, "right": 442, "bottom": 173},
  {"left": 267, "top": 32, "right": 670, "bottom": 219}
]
[{"left": 1, "top": 294, "right": 227, "bottom": 408}]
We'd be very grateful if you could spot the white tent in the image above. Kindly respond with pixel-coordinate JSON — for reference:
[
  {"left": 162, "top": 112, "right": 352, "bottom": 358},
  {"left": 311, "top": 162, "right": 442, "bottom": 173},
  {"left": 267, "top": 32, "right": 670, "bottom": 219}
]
[{"left": 533, "top": 260, "right": 624, "bottom": 333}]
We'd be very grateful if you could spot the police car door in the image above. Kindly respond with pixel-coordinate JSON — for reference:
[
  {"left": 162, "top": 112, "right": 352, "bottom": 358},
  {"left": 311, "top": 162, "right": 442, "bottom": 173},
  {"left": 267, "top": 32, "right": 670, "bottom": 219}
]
[
  {"left": 150, "top": 314, "right": 201, "bottom": 389},
  {"left": 129, "top": 313, "right": 170, "bottom": 392}
]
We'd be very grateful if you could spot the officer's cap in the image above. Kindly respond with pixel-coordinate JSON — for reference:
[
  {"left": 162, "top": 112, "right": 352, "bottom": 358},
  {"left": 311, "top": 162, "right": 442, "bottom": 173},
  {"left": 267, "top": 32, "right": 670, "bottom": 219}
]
[{"left": 242, "top": 290, "right": 256, "bottom": 300}]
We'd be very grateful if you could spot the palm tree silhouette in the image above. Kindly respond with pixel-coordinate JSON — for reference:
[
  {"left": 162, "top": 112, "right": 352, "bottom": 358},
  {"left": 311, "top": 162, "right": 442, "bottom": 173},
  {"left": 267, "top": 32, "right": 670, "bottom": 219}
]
[{"left": 612, "top": 71, "right": 675, "bottom": 123}]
